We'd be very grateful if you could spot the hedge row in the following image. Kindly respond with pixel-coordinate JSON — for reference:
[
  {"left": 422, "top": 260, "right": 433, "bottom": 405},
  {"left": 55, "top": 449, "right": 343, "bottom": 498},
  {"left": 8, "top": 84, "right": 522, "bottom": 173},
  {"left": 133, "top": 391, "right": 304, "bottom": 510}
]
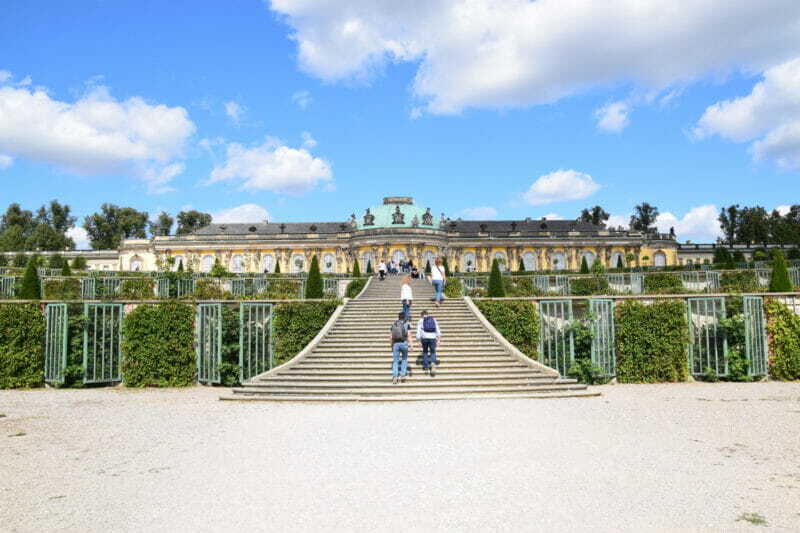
[
  {"left": 474, "top": 300, "right": 539, "bottom": 360},
  {"left": 765, "top": 300, "right": 800, "bottom": 380}
]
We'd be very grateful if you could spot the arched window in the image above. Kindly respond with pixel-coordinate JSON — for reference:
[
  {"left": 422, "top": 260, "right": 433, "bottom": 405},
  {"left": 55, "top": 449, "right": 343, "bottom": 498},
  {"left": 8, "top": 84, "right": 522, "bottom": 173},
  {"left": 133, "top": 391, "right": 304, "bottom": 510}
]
[
  {"left": 230, "top": 254, "right": 244, "bottom": 273},
  {"left": 522, "top": 251, "right": 536, "bottom": 271},
  {"left": 610, "top": 251, "right": 624, "bottom": 269},
  {"left": 172, "top": 255, "right": 185, "bottom": 272},
  {"left": 129, "top": 256, "right": 143, "bottom": 272},
  {"left": 654, "top": 251, "right": 667, "bottom": 267},
  {"left": 582, "top": 251, "right": 596, "bottom": 268},
  {"left": 323, "top": 253, "right": 335, "bottom": 273},
  {"left": 362, "top": 251, "right": 374, "bottom": 272},
  {"left": 201, "top": 255, "right": 214, "bottom": 273},
  {"left": 462, "top": 252, "right": 476, "bottom": 273},
  {"left": 494, "top": 251, "right": 507, "bottom": 271},
  {"left": 551, "top": 251, "right": 566, "bottom": 270},
  {"left": 292, "top": 255, "right": 305, "bottom": 273},
  {"left": 262, "top": 254, "right": 275, "bottom": 273},
  {"left": 392, "top": 249, "right": 406, "bottom": 264}
]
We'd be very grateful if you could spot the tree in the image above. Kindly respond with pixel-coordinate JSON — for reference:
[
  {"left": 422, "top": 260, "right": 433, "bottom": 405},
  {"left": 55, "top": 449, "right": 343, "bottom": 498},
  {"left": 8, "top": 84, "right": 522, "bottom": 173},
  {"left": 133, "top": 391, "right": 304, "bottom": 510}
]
[
  {"left": 591, "top": 258, "right": 605, "bottom": 274},
  {"left": 274, "top": 261, "right": 280, "bottom": 274},
  {"left": 616, "top": 255, "right": 624, "bottom": 269},
  {"left": 71, "top": 256, "right": 88, "bottom": 270},
  {"left": 0, "top": 253, "right": 6, "bottom": 267},
  {"left": 149, "top": 211, "right": 174, "bottom": 237},
  {"left": 425, "top": 260, "right": 432, "bottom": 274},
  {"left": 580, "top": 256, "right": 589, "bottom": 274},
  {"left": 19, "top": 260, "right": 41, "bottom": 299},
  {"left": 713, "top": 247, "right": 732, "bottom": 267},
  {"left": 305, "top": 256, "right": 323, "bottom": 298},
  {"left": 48, "top": 253, "right": 65, "bottom": 269},
  {"left": 61, "top": 260, "right": 72, "bottom": 276},
  {"left": 769, "top": 250, "right": 793, "bottom": 292},
  {"left": 630, "top": 203, "right": 659, "bottom": 232},
  {"left": 352, "top": 258, "right": 361, "bottom": 277},
  {"left": 788, "top": 248, "right": 800, "bottom": 261},
  {"left": 84, "top": 204, "right": 149, "bottom": 249},
  {"left": 580, "top": 206, "right": 610, "bottom": 226},
  {"left": 176, "top": 259, "right": 184, "bottom": 272},
  {"left": 487, "top": 258, "right": 505, "bottom": 297},
  {"left": 210, "top": 258, "right": 227, "bottom": 277},
  {"left": 13, "top": 253, "right": 27, "bottom": 267},
  {"left": 718, "top": 205, "right": 740, "bottom": 245},
  {"left": 738, "top": 207, "right": 770, "bottom": 245},
  {"left": 443, "top": 256, "right": 451, "bottom": 276},
  {"left": 176, "top": 210, "right": 212, "bottom": 235},
  {"left": 732, "top": 250, "right": 746, "bottom": 264},
  {"left": 366, "top": 260, "right": 373, "bottom": 274}
]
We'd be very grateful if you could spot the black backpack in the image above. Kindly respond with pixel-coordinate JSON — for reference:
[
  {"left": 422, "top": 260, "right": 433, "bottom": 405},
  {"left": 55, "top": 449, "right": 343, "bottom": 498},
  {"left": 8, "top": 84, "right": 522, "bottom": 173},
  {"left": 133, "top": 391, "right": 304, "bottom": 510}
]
[
  {"left": 390, "top": 320, "right": 407, "bottom": 343},
  {"left": 422, "top": 316, "right": 437, "bottom": 333}
]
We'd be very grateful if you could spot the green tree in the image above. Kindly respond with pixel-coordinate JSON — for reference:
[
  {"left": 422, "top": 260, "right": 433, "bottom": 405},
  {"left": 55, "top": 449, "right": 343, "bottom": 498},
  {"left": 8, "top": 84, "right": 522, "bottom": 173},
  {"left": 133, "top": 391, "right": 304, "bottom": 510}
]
[
  {"left": 518, "top": 258, "right": 525, "bottom": 272},
  {"left": 366, "top": 260, "right": 373, "bottom": 274},
  {"left": 210, "top": 257, "right": 227, "bottom": 277},
  {"left": 176, "top": 210, "right": 212, "bottom": 235},
  {"left": 718, "top": 205, "right": 740, "bottom": 245},
  {"left": 71, "top": 256, "right": 88, "bottom": 270},
  {"left": 305, "top": 255, "right": 323, "bottom": 298},
  {"left": 769, "top": 250, "right": 793, "bottom": 292},
  {"left": 274, "top": 261, "right": 281, "bottom": 274},
  {"left": 487, "top": 258, "right": 505, "bottom": 297},
  {"left": 0, "top": 253, "right": 6, "bottom": 266},
  {"left": 425, "top": 260, "right": 432, "bottom": 274},
  {"left": 616, "top": 255, "right": 624, "bottom": 269},
  {"left": 83, "top": 204, "right": 149, "bottom": 249},
  {"left": 19, "top": 259, "right": 41, "bottom": 299},
  {"left": 13, "top": 253, "right": 27, "bottom": 267},
  {"left": 580, "top": 256, "right": 589, "bottom": 274},
  {"left": 443, "top": 256, "right": 451, "bottom": 276},
  {"left": 591, "top": 258, "right": 605, "bottom": 274},
  {"left": 788, "top": 248, "right": 800, "bottom": 261},
  {"left": 352, "top": 258, "right": 361, "bottom": 277},
  {"left": 630, "top": 202, "right": 659, "bottom": 232},
  {"left": 580, "top": 205, "right": 610, "bottom": 226},
  {"left": 61, "top": 260, "right": 72, "bottom": 276},
  {"left": 713, "top": 247, "right": 733, "bottom": 268},
  {"left": 48, "top": 253, "right": 65, "bottom": 269},
  {"left": 149, "top": 211, "right": 174, "bottom": 237}
]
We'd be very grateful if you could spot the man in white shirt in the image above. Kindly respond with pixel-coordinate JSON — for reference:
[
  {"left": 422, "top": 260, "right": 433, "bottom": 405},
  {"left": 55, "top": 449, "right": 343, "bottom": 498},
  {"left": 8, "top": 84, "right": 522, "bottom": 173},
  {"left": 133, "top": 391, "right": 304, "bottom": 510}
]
[
  {"left": 416, "top": 310, "right": 442, "bottom": 376},
  {"left": 378, "top": 260, "right": 387, "bottom": 281},
  {"left": 430, "top": 257, "right": 446, "bottom": 306},
  {"left": 400, "top": 276, "right": 413, "bottom": 322}
]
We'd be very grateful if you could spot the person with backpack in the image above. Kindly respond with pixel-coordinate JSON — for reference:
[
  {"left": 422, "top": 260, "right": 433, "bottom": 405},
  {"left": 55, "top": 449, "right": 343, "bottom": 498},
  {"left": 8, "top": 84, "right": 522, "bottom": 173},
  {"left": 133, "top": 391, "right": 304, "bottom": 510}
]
[
  {"left": 400, "top": 275, "right": 413, "bottom": 322},
  {"left": 430, "top": 257, "right": 446, "bottom": 306},
  {"left": 390, "top": 311, "right": 414, "bottom": 384},
  {"left": 416, "top": 310, "right": 442, "bottom": 376}
]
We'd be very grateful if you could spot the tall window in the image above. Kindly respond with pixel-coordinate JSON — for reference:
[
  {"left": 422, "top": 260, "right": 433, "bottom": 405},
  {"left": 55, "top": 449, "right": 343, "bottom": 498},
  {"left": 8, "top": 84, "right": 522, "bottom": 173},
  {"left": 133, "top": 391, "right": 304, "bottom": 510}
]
[
  {"left": 392, "top": 249, "right": 406, "bottom": 264},
  {"left": 462, "top": 252, "right": 476, "bottom": 272},
  {"left": 551, "top": 251, "right": 566, "bottom": 270},
  {"left": 610, "top": 251, "right": 624, "bottom": 269},
  {"left": 201, "top": 255, "right": 214, "bottom": 273},
  {"left": 522, "top": 251, "right": 536, "bottom": 271},
  {"left": 230, "top": 255, "right": 244, "bottom": 273},
  {"left": 654, "top": 251, "right": 667, "bottom": 267},
  {"left": 362, "top": 251, "right": 374, "bottom": 272},
  {"left": 494, "top": 251, "right": 507, "bottom": 271},
  {"left": 262, "top": 254, "right": 274, "bottom": 273},
  {"left": 323, "top": 253, "right": 335, "bottom": 273},
  {"left": 129, "top": 256, "right": 143, "bottom": 272},
  {"left": 292, "top": 255, "right": 305, "bottom": 273},
  {"left": 172, "top": 255, "right": 185, "bottom": 272},
  {"left": 582, "top": 251, "right": 596, "bottom": 268}
]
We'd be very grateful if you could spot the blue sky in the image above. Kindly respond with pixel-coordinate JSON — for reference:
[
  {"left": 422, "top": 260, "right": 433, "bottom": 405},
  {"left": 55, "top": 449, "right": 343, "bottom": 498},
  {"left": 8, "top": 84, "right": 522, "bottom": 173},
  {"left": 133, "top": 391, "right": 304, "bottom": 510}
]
[{"left": 2, "top": 0, "right": 800, "bottom": 247}]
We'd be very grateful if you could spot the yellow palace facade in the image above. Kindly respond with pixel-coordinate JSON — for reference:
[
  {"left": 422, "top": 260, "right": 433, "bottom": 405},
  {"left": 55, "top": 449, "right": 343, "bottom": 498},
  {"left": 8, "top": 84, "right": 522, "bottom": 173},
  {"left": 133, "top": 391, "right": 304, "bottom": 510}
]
[{"left": 118, "top": 197, "right": 679, "bottom": 274}]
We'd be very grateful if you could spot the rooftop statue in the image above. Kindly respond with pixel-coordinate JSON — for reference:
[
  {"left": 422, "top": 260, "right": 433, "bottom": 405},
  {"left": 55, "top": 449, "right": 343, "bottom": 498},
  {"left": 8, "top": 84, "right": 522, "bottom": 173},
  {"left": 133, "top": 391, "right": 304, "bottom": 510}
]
[
  {"left": 392, "top": 206, "right": 405, "bottom": 224},
  {"left": 411, "top": 214, "right": 419, "bottom": 227},
  {"left": 363, "top": 208, "right": 375, "bottom": 226},
  {"left": 422, "top": 208, "right": 433, "bottom": 226}
]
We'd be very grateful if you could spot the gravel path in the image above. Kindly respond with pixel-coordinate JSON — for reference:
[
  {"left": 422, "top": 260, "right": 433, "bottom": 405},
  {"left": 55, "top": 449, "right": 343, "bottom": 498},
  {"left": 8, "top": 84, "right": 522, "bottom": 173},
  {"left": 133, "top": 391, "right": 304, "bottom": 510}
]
[{"left": 1, "top": 383, "right": 799, "bottom": 532}]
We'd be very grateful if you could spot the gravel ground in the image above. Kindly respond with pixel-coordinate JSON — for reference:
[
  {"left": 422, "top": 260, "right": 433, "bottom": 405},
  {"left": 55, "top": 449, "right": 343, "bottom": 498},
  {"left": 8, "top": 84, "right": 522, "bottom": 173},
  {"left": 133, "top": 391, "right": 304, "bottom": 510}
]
[{"left": 1, "top": 382, "right": 799, "bottom": 532}]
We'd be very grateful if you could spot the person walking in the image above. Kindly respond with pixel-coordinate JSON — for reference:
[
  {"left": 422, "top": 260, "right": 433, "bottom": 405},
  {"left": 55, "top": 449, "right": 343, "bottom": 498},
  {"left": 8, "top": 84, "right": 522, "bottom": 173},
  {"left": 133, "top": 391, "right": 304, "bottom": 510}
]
[
  {"left": 390, "top": 311, "right": 413, "bottom": 384},
  {"left": 400, "top": 275, "right": 413, "bottom": 322},
  {"left": 430, "top": 257, "right": 446, "bottom": 306},
  {"left": 416, "top": 310, "right": 442, "bottom": 376},
  {"left": 378, "top": 260, "right": 387, "bottom": 281}
]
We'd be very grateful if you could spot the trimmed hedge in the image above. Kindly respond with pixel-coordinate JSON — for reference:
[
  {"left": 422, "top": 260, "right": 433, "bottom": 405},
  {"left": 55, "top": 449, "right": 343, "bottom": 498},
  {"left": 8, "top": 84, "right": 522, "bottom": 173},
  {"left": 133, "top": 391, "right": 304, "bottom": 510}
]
[
  {"left": 345, "top": 278, "right": 367, "bottom": 298},
  {"left": 720, "top": 270, "right": 759, "bottom": 293},
  {"left": 444, "top": 277, "right": 463, "bottom": 298},
  {"left": 42, "top": 278, "right": 81, "bottom": 300},
  {"left": 765, "top": 300, "right": 800, "bottom": 380},
  {"left": 0, "top": 304, "right": 45, "bottom": 388},
  {"left": 273, "top": 300, "right": 339, "bottom": 366},
  {"left": 121, "top": 301, "right": 196, "bottom": 387},
  {"left": 119, "top": 279, "right": 155, "bottom": 300},
  {"left": 570, "top": 276, "right": 610, "bottom": 296},
  {"left": 502, "top": 276, "right": 533, "bottom": 297},
  {"left": 474, "top": 300, "right": 539, "bottom": 360},
  {"left": 615, "top": 300, "right": 689, "bottom": 383},
  {"left": 643, "top": 273, "right": 684, "bottom": 294}
]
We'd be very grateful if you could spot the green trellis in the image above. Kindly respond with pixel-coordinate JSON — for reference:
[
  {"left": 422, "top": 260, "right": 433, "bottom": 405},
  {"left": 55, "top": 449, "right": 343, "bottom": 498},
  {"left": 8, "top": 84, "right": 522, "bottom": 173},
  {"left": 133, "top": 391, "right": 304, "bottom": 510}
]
[
  {"left": 687, "top": 297, "right": 727, "bottom": 377},
  {"left": 83, "top": 303, "right": 124, "bottom": 384},
  {"left": 0, "top": 276, "right": 15, "bottom": 298},
  {"left": 177, "top": 279, "right": 196, "bottom": 298},
  {"left": 196, "top": 303, "right": 222, "bottom": 384},
  {"left": 743, "top": 296, "right": 768, "bottom": 377},
  {"left": 155, "top": 278, "right": 170, "bottom": 298},
  {"left": 590, "top": 299, "right": 616, "bottom": 377},
  {"left": 539, "top": 299, "right": 574, "bottom": 375},
  {"left": 534, "top": 275, "right": 570, "bottom": 295},
  {"left": 44, "top": 303, "right": 68, "bottom": 385},
  {"left": 681, "top": 271, "right": 720, "bottom": 292},
  {"left": 231, "top": 278, "right": 268, "bottom": 297},
  {"left": 239, "top": 303, "right": 274, "bottom": 381},
  {"left": 80, "top": 278, "right": 95, "bottom": 299},
  {"left": 606, "top": 273, "right": 643, "bottom": 294}
]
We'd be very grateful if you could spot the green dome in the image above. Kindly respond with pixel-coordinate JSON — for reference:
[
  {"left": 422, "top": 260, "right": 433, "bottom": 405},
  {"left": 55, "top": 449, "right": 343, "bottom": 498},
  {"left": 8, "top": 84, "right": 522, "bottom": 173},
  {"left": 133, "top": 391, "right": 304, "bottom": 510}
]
[{"left": 356, "top": 197, "right": 437, "bottom": 230}]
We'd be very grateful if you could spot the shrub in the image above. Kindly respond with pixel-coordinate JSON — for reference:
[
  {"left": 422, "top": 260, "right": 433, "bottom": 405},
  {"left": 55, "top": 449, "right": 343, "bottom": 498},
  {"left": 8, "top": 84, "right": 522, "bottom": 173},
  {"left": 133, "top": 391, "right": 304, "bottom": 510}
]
[
  {"left": 502, "top": 276, "right": 532, "bottom": 297},
  {"left": 274, "top": 261, "right": 280, "bottom": 274},
  {"left": 273, "top": 300, "right": 339, "bottom": 366},
  {"left": 0, "top": 304, "right": 45, "bottom": 388},
  {"left": 732, "top": 250, "right": 746, "bottom": 264},
  {"left": 615, "top": 300, "right": 689, "bottom": 383},
  {"left": 425, "top": 260, "right": 432, "bottom": 274},
  {"left": 487, "top": 258, "right": 505, "bottom": 297},
  {"left": 190, "top": 279, "right": 228, "bottom": 299},
  {"left": 713, "top": 247, "right": 732, "bottom": 267},
  {"left": 769, "top": 250, "right": 792, "bottom": 292},
  {"left": 352, "top": 259, "right": 361, "bottom": 278},
  {"left": 305, "top": 256, "right": 323, "bottom": 298},
  {"left": 788, "top": 248, "right": 800, "bottom": 261},
  {"left": 210, "top": 258, "right": 229, "bottom": 277},
  {"left": 580, "top": 256, "right": 589, "bottom": 273},
  {"left": 570, "top": 276, "right": 610, "bottom": 296},
  {"left": 366, "top": 260, "right": 373, "bottom": 274},
  {"left": 13, "top": 253, "right": 27, "bottom": 267},
  {"left": 121, "top": 301, "right": 195, "bottom": 386},
  {"left": 47, "top": 254, "right": 64, "bottom": 269},
  {"left": 474, "top": 300, "right": 539, "bottom": 360},
  {"left": 616, "top": 255, "right": 624, "bottom": 269},
  {"left": 266, "top": 279, "right": 302, "bottom": 299},
  {"left": 720, "top": 270, "right": 759, "bottom": 293},
  {"left": 591, "top": 258, "right": 605, "bottom": 274},
  {"left": 42, "top": 278, "right": 81, "bottom": 300},
  {"left": 345, "top": 278, "right": 367, "bottom": 298},
  {"left": 566, "top": 316, "right": 609, "bottom": 385},
  {"left": 0, "top": 254, "right": 6, "bottom": 266},
  {"left": 443, "top": 257, "right": 451, "bottom": 276},
  {"left": 753, "top": 248, "right": 769, "bottom": 261},
  {"left": 643, "top": 272, "right": 683, "bottom": 294},
  {"left": 19, "top": 260, "right": 41, "bottom": 299},
  {"left": 765, "top": 300, "right": 800, "bottom": 380},
  {"left": 444, "top": 277, "right": 463, "bottom": 298},
  {"left": 61, "top": 261, "right": 72, "bottom": 276},
  {"left": 119, "top": 279, "right": 156, "bottom": 300},
  {"left": 71, "top": 256, "right": 87, "bottom": 270},
  {"left": 218, "top": 305, "right": 241, "bottom": 386}
]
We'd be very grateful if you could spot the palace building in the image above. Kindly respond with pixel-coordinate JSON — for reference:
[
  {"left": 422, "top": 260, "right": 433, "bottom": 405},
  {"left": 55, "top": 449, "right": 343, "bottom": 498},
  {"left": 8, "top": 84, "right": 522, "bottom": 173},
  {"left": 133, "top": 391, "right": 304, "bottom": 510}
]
[{"left": 116, "top": 197, "right": 680, "bottom": 273}]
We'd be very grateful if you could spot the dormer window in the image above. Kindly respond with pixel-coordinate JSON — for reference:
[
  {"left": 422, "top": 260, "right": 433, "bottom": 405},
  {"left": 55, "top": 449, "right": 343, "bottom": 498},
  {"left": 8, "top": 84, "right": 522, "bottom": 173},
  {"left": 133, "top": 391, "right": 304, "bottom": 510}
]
[
  {"left": 540, "top": 222, "right": 547, "bottom": 229},
  {"left": 248, "top": 226, "right": 257, "bottom": 232},
  {"left": 310, "top": 224, "right": 317, "bottom": 232},
  {"left": 479, "top": 223, "right": 487, "bottom": 232}
]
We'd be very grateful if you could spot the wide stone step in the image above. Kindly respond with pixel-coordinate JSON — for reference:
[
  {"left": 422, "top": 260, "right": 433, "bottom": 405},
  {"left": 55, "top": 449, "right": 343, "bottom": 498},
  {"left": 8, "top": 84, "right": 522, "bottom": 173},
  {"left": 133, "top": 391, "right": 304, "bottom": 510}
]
[
  {"left": 300, "top": 357, "right": 519, "bottom": 365},
  {"left": 221, "top": 389, "right": 600, "bottom": 401},
  {"left": 230, "top": 382, "right": 587, "bottom": 395},
  {"left": 288, "top": 361, "right": 531, "bottom": 369},
  {"left": 275, "top": 368, "right": 545, "bottom": 376},
  {"left": 253, "top": 375, "right": 558, "bottom": 385},
  {"left": 308, "top": 350, "right": 510, "bottom": 357},
  {"left": 314, "top": 342, "right": 503, "bottom": 349}
]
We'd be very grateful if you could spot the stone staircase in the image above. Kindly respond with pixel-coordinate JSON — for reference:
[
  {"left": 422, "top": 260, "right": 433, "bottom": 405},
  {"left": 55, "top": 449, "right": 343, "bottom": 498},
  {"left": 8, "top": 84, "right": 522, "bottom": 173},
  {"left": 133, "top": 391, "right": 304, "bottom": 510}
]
[{"left": 222, "top": 275, "right": 598, "bottom": 401}]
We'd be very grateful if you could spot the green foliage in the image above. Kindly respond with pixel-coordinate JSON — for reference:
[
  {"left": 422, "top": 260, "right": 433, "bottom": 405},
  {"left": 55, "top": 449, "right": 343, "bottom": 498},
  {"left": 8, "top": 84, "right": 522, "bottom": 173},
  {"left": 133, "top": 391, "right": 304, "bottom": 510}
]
[
  {"left": 425, "top": 260, "right": 432, "bottom": 274},
  {"left": 48, "top": 254, "right": 65, "bottom": 269},
  {"left": 788, "top": 248, "right": 800, "bottom": 261},
  {"left": 71, "top": 256, "right": 87, "bottom": 270},
  {"left": 60, "top": 261, "right": 72, "bottom": 276},
  {"left": 42, "top": 278, "right": 81, "bottom": 300},
  {"left": 0, "top": 253, "right": 6, "bottom": 266},
  {"left": 487, "top": 258, "right": 505, "bottom": 297},
  {"left": 615, "top": 300, "right": 689, "bottom": 383},
  {"left": 769, "top": 250, "right": 792, "bottom": 292},
  {"left": 719, "top": 301, "right": 751, "bottom": 382},
  {"left": 443, "top": 257, "right": 451, "bottom": 276},
  {"left": 266, "top": 280, "right": 302, "bottom": 299},
  {"left": 352, "top": 259, "right": 361, "bottom": 278},
  {"left": 274, "top": 261, "right": 280, "bottom": 274},
  {"left": 192, "top": 279, "right": 229, "bottom": 300},
  {"left": 591, "top": 258, "right": 605, "bottom": 274},
  {"left": 518, "top": 258, "right": 525, "bottom": 272},
  {"left": 273, "top": 301, "right": 339, "bottom": 366},
  {"left": 345, "top": 278, "right": 367, "bottom": 298},
  {"left": 119, "top": 279, "right": 156, "bottom": 300},
  {"left": 765, "top": 300, "right": 800, "bottom": 380},
  {"left": 305, "top": 255, "right": 323, "bottom": 298},
  {"left": 501, "top": 276, "right": 532, "bottom": 297},
  {"left": 19, "top": 260, "right": 41, "bottom": 299},
  {"left": 720, "top": 270, "right": 759, "bottom": 293},
  {"left": 57, "top": 308, "right": 88, "bottom": 388},
  {"left": 176, "top": 210, "right": 212, "bottom": 235},
  {"left": 83, "top": 203, "right": 149, "bottom": 249},
  {"left": 643, "top": 272, "right": 684, "bottom": 294},
  {"left": 0, "top": 304, "right": 45, "bottom": 388},
  {"left": 580, "top": 256, "right": 589, "bottom": 273},
  {"left": 474, "top": 300, "right": 538, "bottom": 359},
  {"left": 366, "top": 260, "right": 373, "bottom": 274},
  {"left": 149, "top": 211, "right": 174, "bottom": 237},
  {"left": 121, "top": 302, "right": 195, "bottom": 386},
  {"left": 616, "top": 255, "right": 624, "bottom": 269},
  {"left": 444, "top": 277, "right": 463, "bottom": 298},
  {"left": 13, "top": 253, "right": 27, "bottom": 267},
  {"left": 209, "top": 257, "right": 228, "bottom": 277},
  {"left": 218, "top": 306, "right": 240, "bottom": 386},
  {"left": 713, "top": 247, "right": 733, "bottom": 268},
  {"left": 570, "top": 276, "right": 610, "bottom": 296}
]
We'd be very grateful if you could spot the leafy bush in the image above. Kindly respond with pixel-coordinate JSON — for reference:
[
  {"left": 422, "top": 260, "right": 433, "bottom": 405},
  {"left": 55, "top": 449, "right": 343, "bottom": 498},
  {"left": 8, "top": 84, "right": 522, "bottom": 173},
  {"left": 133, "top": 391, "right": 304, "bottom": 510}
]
[
  {"left": 769, "top": 250, "right": 792, "bottom": 292},
  {"left": 566, "top": 315, "right": 609, "bottom": 385},
  {"left": 502, "top": 276, "right": 533, "bottom": 297},
  {"left": 48, "top": 254, "right": 65, "bottom": 269},
  {"left": 352, "top": 259, "right": 361, "bottom": 278},
  {"left": 444, "top": 277, "right": 463, "bottom": 298},
  {"left": 13, "top": 253, "right": 27, "bottom": 267},
  {"left": 765, "top": 300, "right": 800, "bottom": 380},
  {"left": 266, "top": 279, "right": 302, "bottom": 299},
  {"left": 61, "top": 261, "right": 72, "bottom": 276},
  {"left": 119, "top": 279, "right": 155, "bottom": 300},
  {"left": 580, "top": 256, "right": 589, "bottom": 273},
  {"left": 218, "top": 305, "right": 241, "bottom": 386},
  {"left": 474, "top": 300, "right": 538, "bottom": 360},
  {"left": 345, "top": 278, "right": 367, "bottom": 298},
  {"left": 643, "top": 273, "right": 683, "bottom": 294},
  {"left": 305, "top": 256, "right": 323, "bottom": 298},
  {"left": 121, "top": 301, "right": 196, "bottom": 386},
  {"left": 720, "top": 270, "right": 759, "bottom": 293},
  {"left": 719, "top": 298, "right": 751, "bottom": 382},
  {"left": 570, "top": 276, "right": 610, "bottom": 296},
  {"left": 487, "top": 258, "right": 505, "bottom": 297},
  {"left": 273, "top": 300, "right": 339, "bottom": 366},
  {"left": 0, "top": 304, "right": 45, "bottom": 388},
  {"left": 0, "top": 254, "right": 6, "bottom": 266},
  {"left": 71, "top": 256, "right": 88, "bottom": 270},
  {"left": 19, "top": 260, "right": 41, "bottom": 299},
  {"left": 191, "top": 279, "right": 228, "bottom": 300},
  {"left": 42, "top": 278, "right": 81, "bottom": 300},
  {"left": 615, "top": 300, "right": 689, "bottom": 383},
  {"left": 366, "top": 260, "right": 373, "bottom": 274}
]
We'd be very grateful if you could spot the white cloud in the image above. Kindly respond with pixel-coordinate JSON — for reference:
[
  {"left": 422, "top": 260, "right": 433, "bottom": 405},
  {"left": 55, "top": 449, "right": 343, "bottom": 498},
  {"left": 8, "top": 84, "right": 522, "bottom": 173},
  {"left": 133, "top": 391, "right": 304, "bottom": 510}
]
[
  {"left": 224, "top": 100, "right": 245, "bottom": 124},
  {"left": 67, "top": 227, "right": 90, "bottom": 249},
  {"left": 523, "top": 170, "right": 600, "bottom": 206},
  {"left": 606, "top": 214, "right": 628, "bottom": 229},
  {"left": 0, "top": 80, "right": 195, "bottom": 193},
  {"left": 459, "top": 206, "right": 498, "bottom": 219},
  {"left": 270, "top": 1, "right": 800, "bottom": 114},
  {"left": 694, "top": 57, "right": 800, "bottom": 170},
  {"left": 0, "top": 154, "right": 12, "bottom": 170},
  {"left": 212, "top": 204, "right": 271, "bottom": 223},
  {"left": 595, "top": 101, "right": 630, "bottom": 133},
  {"left": 775, "top": 205, "right": 791, "bottom": 215},
  {"left": 292, "top": 90, "right": 312, "bottom": 110},
  {"left": 301, "top": 131, "right": 317, "bottom": 148},
  {"left": 208, "top": 137, "right": 333, "bottom": 194},
  {"left": 0, "top": 71, "right": 10, "bottom": 84},
  {"left": 541, "top": 213, "right": 563, "bottom": 220},
  {"left": 655, "top": 205, "right": 722, "bottom": 242}
]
